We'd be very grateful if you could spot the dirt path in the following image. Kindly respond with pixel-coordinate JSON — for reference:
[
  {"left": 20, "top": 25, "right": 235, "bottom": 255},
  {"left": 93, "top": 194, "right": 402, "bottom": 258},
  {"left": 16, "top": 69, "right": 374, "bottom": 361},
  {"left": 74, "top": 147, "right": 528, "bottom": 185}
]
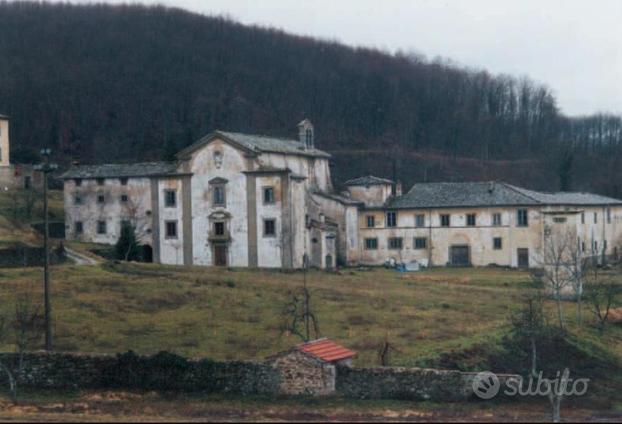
[{"left": 64, "top": 247, "right": 100, "bottom": 266}]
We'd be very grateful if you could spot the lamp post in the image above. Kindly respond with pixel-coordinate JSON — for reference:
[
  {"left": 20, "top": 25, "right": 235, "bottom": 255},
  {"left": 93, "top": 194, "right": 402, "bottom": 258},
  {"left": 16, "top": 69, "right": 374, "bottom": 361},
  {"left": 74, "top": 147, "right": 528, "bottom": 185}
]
[{"left": 34, "top": 148, "right": 58, "bottom": 351}]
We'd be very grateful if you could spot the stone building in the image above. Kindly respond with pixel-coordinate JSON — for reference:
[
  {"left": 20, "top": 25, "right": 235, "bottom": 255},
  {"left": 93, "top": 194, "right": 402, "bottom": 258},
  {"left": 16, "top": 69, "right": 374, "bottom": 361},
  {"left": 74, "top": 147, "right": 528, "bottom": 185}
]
[
  {"left": 62, "top": 120, "right": 622, "bottom": 270},
  {"left": 268, "top": 338, "right": 356, "bottom": 396},
  {"left": 0, "top": 114, "right": 42, "bottom": 190},
  {"left": 350, "top": 180, "right": 622, "bottom": 268},
  {"left": 62, "top": 120, "right": 343, "bottom": 268}
]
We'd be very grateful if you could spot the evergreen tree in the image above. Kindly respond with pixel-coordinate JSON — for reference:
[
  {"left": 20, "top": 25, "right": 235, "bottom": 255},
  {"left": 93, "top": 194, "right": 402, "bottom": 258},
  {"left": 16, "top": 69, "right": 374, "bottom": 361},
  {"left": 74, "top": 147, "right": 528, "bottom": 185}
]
[{"left": 115, "top": 223, "right": 141, "bottom": 261}]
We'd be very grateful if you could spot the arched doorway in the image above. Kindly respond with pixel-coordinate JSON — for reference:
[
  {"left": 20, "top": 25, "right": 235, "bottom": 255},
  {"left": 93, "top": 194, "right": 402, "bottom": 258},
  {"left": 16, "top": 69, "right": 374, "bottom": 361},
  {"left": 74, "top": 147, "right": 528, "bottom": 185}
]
[{"left": 142, "top": 245, "right": 153, "bottom": 263}]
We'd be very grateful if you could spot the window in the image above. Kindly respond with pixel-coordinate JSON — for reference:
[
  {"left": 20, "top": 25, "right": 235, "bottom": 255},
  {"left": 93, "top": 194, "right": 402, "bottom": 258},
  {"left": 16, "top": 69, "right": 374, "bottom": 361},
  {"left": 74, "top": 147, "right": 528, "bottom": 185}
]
[
  {"left": 165, "top": 221, "right": 178, "bottom": 239},
  {"left": 364, "top": 238, "right": 378, "bottom": 250},
  {"left": 493, "top": 237, "right": 503, "bottom": 250},
  {"left": 594, "top": 212, "right": 598, "bottom": 224},
  {"left": 120, "top": 220, "right": 131, "bottom": 230},
  {"left": 214, "top": 222, "right": 225, "bottom": 236},
  {"left": 74, "top": 195, "right": 82, "bottom": 205},
  {"left": 97, "top": 221, "right": 107, "bottom": 234},
  {"left": 264, "top": 219, "right": 276, "bottom": 236},
  {"left": 164, "top": 190, "right": 177, "bottom": 207},
  {"left": 414, "top": 237, "right": 427, "bottom": 249},
  {"left": 581, "top": 242, "right": 586, "bottom": 252},
  {"left": 466, "top": 214, "right": 476, "bottom": 226},
  {"left": 415, "top": 214, "right": 425, "bottom": 227},
  {"left": 75, "top": 178, "right": 82, "bottom": 187},
  {"left": 213, "top": 185, "right": 226, "bottom": 206},
  {"left": 440, "top": 214, "right": 450, "bottom": 227},
  {"left": 493, "top": 213, "right": 501, "bottom": 226},
  {"left": 581, "top": 212, "right": 585, "bottom": 224},
  {"left": 607, "top": 208, "right": 612, "bottom": 224},
  {"left": 553, "top": 217, "right": 567, "bottom": 223},
  {"left": 594, "top": 241, "right": 598, "bottom": 252},
  {"left": 97, "top": 194, "right": 105, "bottom": 204},
  {"left": 604, "top": 240, "right": 608, "bottom": 251},
  {"left": 96, "top": 178, "right": 105, "bottom": 186},
  {"left": 75, "top": 221, "right": 83, "bottom": 234},
  {"left": 386, "top": 211, "right": 397, "bottom": 228},
  {"left": 263, "top": 187, "right": 275, "bottom": 204},
  {"left": 120, "top": 194, "right": 128, "bottom": 203},
  {"left": 305, "top": 129, "right": 313, "bottom": 146},
  {"left": 388, "top": 237, "right": 403, "bottom": 250},
  {"left": 120, "top": 177, "right": 128, "bottom": 186},
  {"left": 366, "top": 215, "right": 375, "bottom": 228},
  {"left": 517, "top": 209, "right": 529, "bottom": 227}
]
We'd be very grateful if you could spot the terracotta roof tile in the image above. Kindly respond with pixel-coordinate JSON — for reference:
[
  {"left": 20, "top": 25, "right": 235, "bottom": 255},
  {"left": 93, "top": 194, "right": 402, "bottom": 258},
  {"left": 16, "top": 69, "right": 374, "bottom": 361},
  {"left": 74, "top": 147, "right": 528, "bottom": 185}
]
[{"left": 298, "top": 338, "right": 356, "bottom": 362}]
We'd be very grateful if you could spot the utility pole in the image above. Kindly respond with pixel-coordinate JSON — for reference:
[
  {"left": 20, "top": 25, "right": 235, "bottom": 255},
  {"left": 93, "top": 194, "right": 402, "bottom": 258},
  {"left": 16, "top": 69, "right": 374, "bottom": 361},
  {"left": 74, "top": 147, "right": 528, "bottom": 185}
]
[{"left": 35, "top": 148, "right": 57, "bottom": 351}]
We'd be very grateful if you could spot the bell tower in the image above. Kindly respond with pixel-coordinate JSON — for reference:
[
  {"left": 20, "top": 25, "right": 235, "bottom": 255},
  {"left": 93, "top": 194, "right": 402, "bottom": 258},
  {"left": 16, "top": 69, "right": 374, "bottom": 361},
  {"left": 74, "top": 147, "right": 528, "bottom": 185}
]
[
  {"left": 297, "top": 119, "right": 314, "bottom": 149},
  {"left": 0, "top": 114, "right": 9, "bottom": 167}
]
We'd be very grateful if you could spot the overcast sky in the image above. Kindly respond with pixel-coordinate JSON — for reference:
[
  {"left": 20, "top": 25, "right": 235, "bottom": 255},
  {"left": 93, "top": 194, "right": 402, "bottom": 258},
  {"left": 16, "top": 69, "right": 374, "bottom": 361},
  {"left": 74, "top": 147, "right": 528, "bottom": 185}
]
[{"left": 51, "top": 0, "right": 621, "bottom": 116}]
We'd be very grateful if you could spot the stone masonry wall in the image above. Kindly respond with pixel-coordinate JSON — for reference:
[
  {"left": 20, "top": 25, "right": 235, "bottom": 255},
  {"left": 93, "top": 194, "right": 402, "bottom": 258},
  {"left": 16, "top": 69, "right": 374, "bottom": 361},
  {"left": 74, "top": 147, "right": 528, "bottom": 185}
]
[
  {"left": 337, "top": 366, "right": 518, "bottom": 401},
  {"left": 270, "top": 350, "right": 335, "bottom": 396},
  {"left": 0, "top": 351, "right": 280, "bottom": 395},
  {"left": 0, "top": 351, "right": 519, "bottom": 401}
]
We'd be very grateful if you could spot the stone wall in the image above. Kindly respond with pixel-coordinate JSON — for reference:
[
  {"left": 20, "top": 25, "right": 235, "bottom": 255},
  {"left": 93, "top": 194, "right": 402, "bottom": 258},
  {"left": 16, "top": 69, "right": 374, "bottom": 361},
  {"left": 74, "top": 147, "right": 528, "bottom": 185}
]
[
  {"left": 269, "top": 350, "right": 335, "bottom": 396},
  {"left": 0, "top": 351, "right": 280, "bottom": 395},
  {"left": 337, "top": 366, "right": 518, "bottom": 401},
  {"left": 0, "top": 351, "right": 519, "bottom": 402},
  {"left": 0, "top": 245, "right": 66, "bottom": 268}
]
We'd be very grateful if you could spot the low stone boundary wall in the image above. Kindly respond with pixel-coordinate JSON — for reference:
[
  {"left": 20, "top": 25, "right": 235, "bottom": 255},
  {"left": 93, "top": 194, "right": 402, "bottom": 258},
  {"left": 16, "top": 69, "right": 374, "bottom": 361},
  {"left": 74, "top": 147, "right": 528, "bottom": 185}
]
[
  {"left": 0, "top": 351, "right": 519, "bottom": 401},
  {"left": 337, "top": 366, "right": 519, "bottom": 401},
  {"left": 0, "top": 245, "right": 66, "bottom": 267},
  {"left": 0, "top": 351, "right": 280, "bottom": 395}
]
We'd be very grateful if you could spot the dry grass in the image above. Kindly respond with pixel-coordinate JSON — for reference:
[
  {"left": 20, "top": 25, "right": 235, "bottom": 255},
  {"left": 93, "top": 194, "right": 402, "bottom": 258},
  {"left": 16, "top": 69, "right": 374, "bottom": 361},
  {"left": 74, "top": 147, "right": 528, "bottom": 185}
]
[
  {"left": 0, "top": 189, "right": 63, "bottom": 247},
  {"left": 0, "top": 258, "right": 555, "bottom": 366}
]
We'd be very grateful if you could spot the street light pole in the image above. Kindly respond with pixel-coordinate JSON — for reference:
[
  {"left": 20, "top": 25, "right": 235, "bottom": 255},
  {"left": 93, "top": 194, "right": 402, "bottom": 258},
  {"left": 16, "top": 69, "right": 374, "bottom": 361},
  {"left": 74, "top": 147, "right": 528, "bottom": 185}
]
[{"left": 35, "top": 148, "right": 57, "bottom": 351}]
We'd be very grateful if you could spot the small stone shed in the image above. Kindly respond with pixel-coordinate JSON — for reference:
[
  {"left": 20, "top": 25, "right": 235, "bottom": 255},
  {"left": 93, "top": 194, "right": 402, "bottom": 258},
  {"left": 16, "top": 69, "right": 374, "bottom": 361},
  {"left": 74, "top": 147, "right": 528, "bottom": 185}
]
[{"left": 268, "top": 338, "right": 356, "bottom": 396}]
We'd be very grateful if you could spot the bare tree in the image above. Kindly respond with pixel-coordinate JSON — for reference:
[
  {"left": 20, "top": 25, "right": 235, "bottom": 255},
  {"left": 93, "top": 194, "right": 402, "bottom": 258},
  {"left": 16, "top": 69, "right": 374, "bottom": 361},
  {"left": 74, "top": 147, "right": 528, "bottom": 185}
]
[
  {"left": 377, "top": 334, "right": 401, "bottom": 366},
  {"left": 280, "top": 255, "right": 320, "bottom": 342},
  {"left": 539, "top": 231, "right": 578, "bottom": 330},
  {"left": 510, "top": 289, "right": 569, "bottom": 422},
  {"left": 566, "top": 242, "right": 585, "bottom": 325},
  {"left": 510, "top": 288, "right": 546, "bottom": 376},
  {"left": 12, "top": 287, "right": 44, "bottom": 372},
  {"left": 548, "top": 368, "right": 571, "bottom": 423},
  {"left": 0, "top": 316, "right": 17, "bottom": 402}
]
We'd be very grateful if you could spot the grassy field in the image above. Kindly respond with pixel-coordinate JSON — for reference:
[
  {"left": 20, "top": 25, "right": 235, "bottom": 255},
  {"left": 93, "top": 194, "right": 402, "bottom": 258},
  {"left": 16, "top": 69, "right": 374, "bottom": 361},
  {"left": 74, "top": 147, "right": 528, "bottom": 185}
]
[
  {"left": 0, "top": 260, "right": 620, "bottom": 370},
  {"left": 0, "top": 188, "right": 63, "bottom": 247},
  {"left": 0, "top": 262, "right": 536, "bottom": 365}
]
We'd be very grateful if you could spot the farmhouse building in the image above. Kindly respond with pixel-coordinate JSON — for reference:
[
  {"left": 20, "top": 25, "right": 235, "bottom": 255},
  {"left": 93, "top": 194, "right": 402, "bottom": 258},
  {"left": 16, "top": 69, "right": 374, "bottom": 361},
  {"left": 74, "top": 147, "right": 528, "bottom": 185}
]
[
  {"left": 0, "top": 114, "right": 42, "bottom": 190},
  {"left": 62, "top": 121, "right": 622, "bottom": 269},
  {"left": 350, "top": 180, "right": 622, "bottom": 268}
]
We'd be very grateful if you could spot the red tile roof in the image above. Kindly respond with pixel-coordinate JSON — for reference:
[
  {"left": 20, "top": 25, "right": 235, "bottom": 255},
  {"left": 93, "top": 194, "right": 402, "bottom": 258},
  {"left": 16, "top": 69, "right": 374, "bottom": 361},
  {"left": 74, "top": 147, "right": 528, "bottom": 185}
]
[{"left": 298, "top": 338, "right": 356, "bottom": 362}]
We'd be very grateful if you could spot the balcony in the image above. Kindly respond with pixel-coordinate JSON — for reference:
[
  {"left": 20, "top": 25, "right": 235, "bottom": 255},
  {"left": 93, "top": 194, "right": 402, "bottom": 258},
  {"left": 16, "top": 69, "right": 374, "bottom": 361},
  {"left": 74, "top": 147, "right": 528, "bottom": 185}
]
[{"left": 208, "top": 229, "right": 231, "bottom": 242}]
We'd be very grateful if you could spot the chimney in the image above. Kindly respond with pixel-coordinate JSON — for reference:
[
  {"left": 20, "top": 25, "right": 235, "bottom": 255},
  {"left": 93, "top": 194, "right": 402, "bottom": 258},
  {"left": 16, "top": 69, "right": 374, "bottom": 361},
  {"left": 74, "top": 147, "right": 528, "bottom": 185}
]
[
  {"left": 395, "top": 180, "right": 403, "bottom": 196},
  {"left": 297, "top": 119, "right": 314, "bottom": 149}
]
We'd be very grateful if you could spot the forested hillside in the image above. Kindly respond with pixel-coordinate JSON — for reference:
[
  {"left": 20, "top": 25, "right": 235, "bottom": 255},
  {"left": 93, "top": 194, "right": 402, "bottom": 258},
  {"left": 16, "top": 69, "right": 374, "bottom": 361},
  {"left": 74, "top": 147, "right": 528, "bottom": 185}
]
[{"left": 1, "top": 2, "right": 621, "bottom": 195}]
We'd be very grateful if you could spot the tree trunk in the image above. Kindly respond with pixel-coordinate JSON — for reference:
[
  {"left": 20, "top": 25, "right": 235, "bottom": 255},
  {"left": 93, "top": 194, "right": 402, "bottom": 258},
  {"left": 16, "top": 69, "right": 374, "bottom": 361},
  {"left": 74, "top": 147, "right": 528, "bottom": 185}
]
[
  {"left": 576, "top": 294, "right": 582, "bottom": 326},
  {"left": 0, "top": 361, "right": 16, "bottom": 403},
  {"left": 556, "top": 295, "right": 565, "bottom": 330},
  {"left": 530, "top": 336, "right": 537, "bottom": 377}
]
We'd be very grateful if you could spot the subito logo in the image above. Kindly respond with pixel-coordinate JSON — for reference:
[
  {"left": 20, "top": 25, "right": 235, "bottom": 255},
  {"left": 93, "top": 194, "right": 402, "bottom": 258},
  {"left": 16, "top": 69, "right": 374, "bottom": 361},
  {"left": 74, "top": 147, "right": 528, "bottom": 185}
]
[{"left": 472, "top": 371, "right": 500, "bottom": 399}]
